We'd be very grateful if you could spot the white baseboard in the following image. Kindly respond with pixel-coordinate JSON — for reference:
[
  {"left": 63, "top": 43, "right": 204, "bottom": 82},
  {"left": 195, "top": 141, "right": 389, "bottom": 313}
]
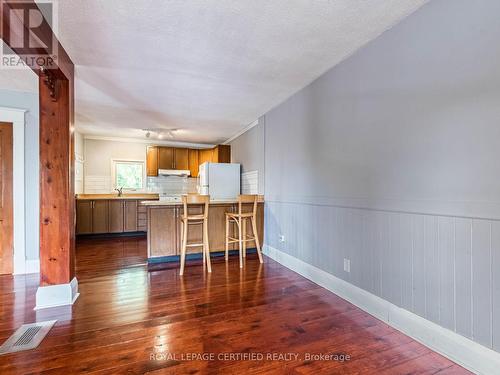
[
  {"left": 35, "top": 277, "right": 79, "bottom": 310},
  {"left": 25, "top": 259, "right": 40, "bottom": 274},
  {"left": 264, "top": 245, "right": 500, "bottom": 375}
]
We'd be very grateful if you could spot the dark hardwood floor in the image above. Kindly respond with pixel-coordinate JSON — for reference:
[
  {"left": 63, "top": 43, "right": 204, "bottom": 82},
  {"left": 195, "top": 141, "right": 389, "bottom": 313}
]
[{"left": 0, "top": 236, "right": 470, "bottom": 374}]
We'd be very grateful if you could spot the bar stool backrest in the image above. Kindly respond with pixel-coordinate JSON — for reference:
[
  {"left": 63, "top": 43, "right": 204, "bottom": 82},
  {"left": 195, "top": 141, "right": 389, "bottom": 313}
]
[
  {"left": 182, "top": 194, "right": 210, "bottom": 219},
  {"left": 237, "top": 194, "right": 258, "bottom": 217}
]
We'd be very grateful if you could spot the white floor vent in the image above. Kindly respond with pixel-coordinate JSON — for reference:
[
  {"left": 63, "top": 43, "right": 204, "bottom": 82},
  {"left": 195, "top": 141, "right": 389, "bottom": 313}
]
[{"left": 0, "top": 320, "right": 57, "bottom": 355}]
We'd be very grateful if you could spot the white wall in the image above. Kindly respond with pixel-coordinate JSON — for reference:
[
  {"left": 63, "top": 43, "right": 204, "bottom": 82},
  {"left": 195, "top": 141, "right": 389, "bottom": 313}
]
[
  {"left": 84, "top": 138, "right": 147, "bottom": 193},
  {"left": 229, "top": 116, "right": 265, "bottom": 195},
  {"left": 83, "top": 137, "right": 198, "bottom": 195}
]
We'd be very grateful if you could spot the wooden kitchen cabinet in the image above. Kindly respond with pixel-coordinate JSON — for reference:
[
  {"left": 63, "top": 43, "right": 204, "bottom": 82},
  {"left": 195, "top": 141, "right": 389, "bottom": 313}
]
[
  {"left": 158, "top": 147, "right": 174, "bottom": 169},
  {"left": 188, "top": 149, "right": 199, "bottom": 177},
  {"left": 76, "top": 198, "right": 151, "bottom": 235},
  {"left": 212, "top": 145, "right": 231, "bottom": 163},
  {"left": 148, "top": 207, "right": 178, "bottom": 257},
  {"left": 199, "top": 148, "right": 213, "bottom": 165},
  {"left": 147, "top": 202, "right": 264, "bottom": 258},
  {"left": 174, "top": 148, "right": 189, "bottom": 170},
  {"left": 208, "top": 204, "right": 236, "bottom": 252},
  {"left": 124, "top": 200, "right": 138, "bottom": 232},
  {"left": 146, "top": 146, "right": 159, "bottom": 176},
  {"left": 92, "top": 200, "right": 109, "bottom": 234},
  {"left": 146, "top": 145, "right": 231, "bottom": 176},
  {"left": 76, "top": 200, "right": 93, "bottom": 234},
  {"left": 108, "top": 200, "right": 124, "bottom": 233}
]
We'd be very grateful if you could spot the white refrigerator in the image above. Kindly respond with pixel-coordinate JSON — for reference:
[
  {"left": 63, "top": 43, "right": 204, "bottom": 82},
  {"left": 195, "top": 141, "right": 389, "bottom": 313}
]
[{"left": 198, "top": 162, "right": 241, "bottom": 200}]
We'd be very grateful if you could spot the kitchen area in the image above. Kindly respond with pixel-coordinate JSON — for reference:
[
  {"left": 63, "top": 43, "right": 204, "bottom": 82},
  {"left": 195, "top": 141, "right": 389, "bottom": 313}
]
[{"left": 75, "top": 136, "right": 263, "bottom": 266}]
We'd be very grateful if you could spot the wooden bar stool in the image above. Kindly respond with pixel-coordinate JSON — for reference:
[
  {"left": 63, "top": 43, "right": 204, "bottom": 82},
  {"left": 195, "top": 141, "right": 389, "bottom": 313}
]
[
  {"left": 225, "top": 194, "right": 263, "bottom": 268},
  {"left": 179, "top": 194, "right": 211, "bottom": 276}
]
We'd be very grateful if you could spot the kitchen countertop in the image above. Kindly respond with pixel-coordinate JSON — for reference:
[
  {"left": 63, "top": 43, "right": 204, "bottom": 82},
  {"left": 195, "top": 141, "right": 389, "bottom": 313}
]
[
  {"left": 140, "top": 196, "right": 264, "bottom": 206},
  {"left": 76, "top": 194, "right": 160, "bottom": 201}
]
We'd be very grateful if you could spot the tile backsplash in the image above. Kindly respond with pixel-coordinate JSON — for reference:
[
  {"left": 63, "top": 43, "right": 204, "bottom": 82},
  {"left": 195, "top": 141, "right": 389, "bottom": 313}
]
[
  {"left": 84, "top": 175, "right": 198, "bottom": 195},
  {"left": 147, "top": 176, "right": 198, "bottom": 195},
  {"left": 84, "top": 175, "right": 112, "bottom": 194}
]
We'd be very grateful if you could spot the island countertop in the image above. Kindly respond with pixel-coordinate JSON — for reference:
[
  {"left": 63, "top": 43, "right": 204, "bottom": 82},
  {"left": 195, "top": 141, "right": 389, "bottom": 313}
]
[
  {"left": 140, "top": 196, "right": 264, "bottom": 206},
  {"left": 145, "top": 198, "right": 264, "bottom": 260}
]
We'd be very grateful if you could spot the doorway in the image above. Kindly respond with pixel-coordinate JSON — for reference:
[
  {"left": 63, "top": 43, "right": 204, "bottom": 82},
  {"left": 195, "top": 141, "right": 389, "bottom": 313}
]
[{"left": 0, "top": 122, "right": 13, "bottom": 274}]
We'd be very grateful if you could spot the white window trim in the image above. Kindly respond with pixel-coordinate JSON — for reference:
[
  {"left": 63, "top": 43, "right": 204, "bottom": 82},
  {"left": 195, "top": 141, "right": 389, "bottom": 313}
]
[{"left": 110, "top": 159, "right": 146, "bottom": 192}]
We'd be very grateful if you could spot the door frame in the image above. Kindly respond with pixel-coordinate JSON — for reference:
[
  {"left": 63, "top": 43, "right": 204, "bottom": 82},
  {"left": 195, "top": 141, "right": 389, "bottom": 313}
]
[{"left": 0, "top": 107, "right": 26, "bottom": 275}]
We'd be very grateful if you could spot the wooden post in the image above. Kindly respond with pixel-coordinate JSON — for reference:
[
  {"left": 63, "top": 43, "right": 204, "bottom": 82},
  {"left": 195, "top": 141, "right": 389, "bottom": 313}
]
[{"left": 39, "top": 73, "right": 75, "bottom": 286}]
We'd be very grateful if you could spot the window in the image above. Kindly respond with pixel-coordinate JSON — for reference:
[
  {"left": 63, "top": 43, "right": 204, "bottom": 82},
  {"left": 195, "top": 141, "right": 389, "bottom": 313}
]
[{"left": 113, "top": 160, "right": 144, "bottom": 190}]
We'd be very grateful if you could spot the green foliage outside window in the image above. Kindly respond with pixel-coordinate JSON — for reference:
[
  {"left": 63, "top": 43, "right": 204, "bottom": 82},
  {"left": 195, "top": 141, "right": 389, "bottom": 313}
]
[{"left": 115, "top": 162, "right": 143, "bottom": 190}]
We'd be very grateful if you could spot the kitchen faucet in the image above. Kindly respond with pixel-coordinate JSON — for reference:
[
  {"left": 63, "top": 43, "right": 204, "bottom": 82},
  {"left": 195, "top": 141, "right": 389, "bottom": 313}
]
[{"left": 115, "top": 187, "right": 123, "bottom": 197}]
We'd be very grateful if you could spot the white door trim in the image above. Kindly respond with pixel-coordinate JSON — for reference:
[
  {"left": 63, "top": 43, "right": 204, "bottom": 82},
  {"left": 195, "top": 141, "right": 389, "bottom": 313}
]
[{"left": 0, "top": 106, "right": 27, "bottom": 275}]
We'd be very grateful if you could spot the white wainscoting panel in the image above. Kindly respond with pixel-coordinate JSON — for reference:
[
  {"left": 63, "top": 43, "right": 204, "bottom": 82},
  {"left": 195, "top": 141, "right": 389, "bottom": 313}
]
[{"left": 264, "top": 200, "right": 500, "bottom": 358}]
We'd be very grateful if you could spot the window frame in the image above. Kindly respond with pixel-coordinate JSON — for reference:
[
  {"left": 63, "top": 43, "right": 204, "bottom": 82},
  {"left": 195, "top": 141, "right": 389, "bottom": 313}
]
[{"left": 111, "top": 159, "right": 146, "bottom": 192}]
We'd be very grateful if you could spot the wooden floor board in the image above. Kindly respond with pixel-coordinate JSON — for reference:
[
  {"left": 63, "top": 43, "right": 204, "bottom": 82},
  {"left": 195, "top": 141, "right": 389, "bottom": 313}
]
[{"left": 0, "top": 236, "right": 471, "bottom": 374}]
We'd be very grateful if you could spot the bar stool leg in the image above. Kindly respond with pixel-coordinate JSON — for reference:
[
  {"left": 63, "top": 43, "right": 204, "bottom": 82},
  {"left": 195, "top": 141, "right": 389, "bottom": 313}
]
[
  {"left": 203, "top": 218, "right": 212, "bottom": 273},
  {"left": 225, "top": 216, "right": 229, "bottom": 261},
  {"left": 252, "top": 216, "right": 263, "bottom": 264},
  {"left": 180, "top": 220, "right": 188, "bottom": 275},
  {"left": 242, "top": 218, "right": 247, "bottom": 258},
  {"left": 237, "top": 218, "right": 243, "bottom": 268}
]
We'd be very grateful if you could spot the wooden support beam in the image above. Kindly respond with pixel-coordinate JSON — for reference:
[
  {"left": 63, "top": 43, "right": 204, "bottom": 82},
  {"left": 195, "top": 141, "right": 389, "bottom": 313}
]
[
  {"left": 1, "top": 0, "right": 75, "bottom": 286},
  {"left": 39, "top": 74, "right": 75, "bottom": 286}
]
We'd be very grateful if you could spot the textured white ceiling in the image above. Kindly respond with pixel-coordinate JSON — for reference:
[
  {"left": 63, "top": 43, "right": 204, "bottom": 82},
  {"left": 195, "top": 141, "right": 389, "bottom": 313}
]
[{"left": 34, "top": 1, "right": 428, "bottom": 143}]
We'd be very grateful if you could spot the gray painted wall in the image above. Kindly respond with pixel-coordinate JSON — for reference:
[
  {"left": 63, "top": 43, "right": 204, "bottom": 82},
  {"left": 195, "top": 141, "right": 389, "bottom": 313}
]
[
  {"left": 229, "top": 116, "right": 265, "bottom": 194},
  {"left": 0, "top": 89, "right": 39, "bottom": 260},
  {"left": 263, "top": 0, "right": 500, "bottom": 352}
]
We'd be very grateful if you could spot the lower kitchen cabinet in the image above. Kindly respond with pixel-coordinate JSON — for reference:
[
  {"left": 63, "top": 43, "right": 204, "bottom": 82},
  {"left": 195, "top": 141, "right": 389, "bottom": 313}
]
[
  {"left": 124, "top": 200, "right": 138, "bottom": 232},
  {"left": 92, "top": 200, "right": 109, "bottom": 234},
  {"left": 76, "top": 200, "right": 93, "bottom": 234},
  {"left": 76, "top": 199, "right": 151, "bottom": 235},
  {"left": 109, "top": 200, "right": 124, "bottom": 233},
  {"left": 148, "top": 207, "right": 177, "bottom": 257}
]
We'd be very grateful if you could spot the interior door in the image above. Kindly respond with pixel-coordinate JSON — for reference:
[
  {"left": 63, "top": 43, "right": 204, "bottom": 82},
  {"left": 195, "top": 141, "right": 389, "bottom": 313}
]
[{"left": 0, "top": 122, "right": 13, "bottom": 275}]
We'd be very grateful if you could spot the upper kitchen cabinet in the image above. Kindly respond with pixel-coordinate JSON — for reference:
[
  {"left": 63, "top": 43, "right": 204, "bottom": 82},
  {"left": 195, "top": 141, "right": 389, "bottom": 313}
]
[
  {"left": 158, "top": 147, "right": 174, "bottom": 170},
  {"left": 198, "top": 148, "right": 213, "bottom": 166},
  {"left": 146, "top": 145, "right": 231, "bottom": 177},
  {"left": 188, "top": 149, "right": 199, "bottom": 177},
  {"left": 174, "top": 148, "right": 189, "bottom": 170},
  {"left": 212, "top": 145, "right": 231, "bottom": 163},
  {"left": 146, "top": 146, "right": 159, "bottom": 176}
]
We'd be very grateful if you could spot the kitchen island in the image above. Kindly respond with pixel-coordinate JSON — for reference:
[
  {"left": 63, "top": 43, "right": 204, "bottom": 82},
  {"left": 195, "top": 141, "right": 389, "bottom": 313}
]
[{"left": 142, "top": 198, "right": 264, "bottom": 260}]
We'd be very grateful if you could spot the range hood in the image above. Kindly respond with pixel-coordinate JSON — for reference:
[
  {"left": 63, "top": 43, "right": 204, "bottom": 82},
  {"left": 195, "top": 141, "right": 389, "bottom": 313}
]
[{"left": 158, "top": 169, "right": 191, "bottom": 177}]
